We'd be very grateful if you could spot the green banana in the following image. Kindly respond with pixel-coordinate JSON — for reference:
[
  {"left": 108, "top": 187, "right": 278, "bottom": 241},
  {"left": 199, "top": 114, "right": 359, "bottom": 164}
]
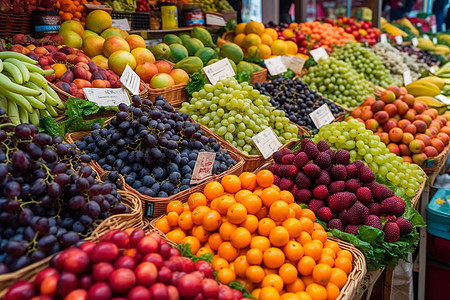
[
  {"left": 22, "top": 62, "right": 45, "bottom": 75},
  {"left": 0, "top": 58, "right": 3, "bottom": 73},
  {"left": 0, "top": 94, "right": 7, "bottom": 111},
  {"left": 45, "top": 85, "right": 64, "bottom": 109},
  {"left": 0, "top": 85, "right": 34, "bottom": 113},
  {"left": 7, "top": 100, "right": 20, "bottom": 125},
  {"left": 43, "top": 69, "right": 55, "bottom": 76},
  {"left": 0, "top": 73, "right": 40, "bottom": 96},
  {"left": 29, "top": 72, "right": 48, "bottom": 91},
  {"left": 3, "top": 61, "right": 23, "bottom": 84},
  {"left": 39, "top": 109, "right": 50, "bottom": 118},
  {"left": 28, "top": 109, "right": 40, "bottom": 126},
  {"left": 42, "top": 90, "right": 59, "bottom": 107},
  {"left": 5, "top": 58, "right": 30, "bottom": 82},
  {"left": 24, "top": 95, "right": 46, "bottom": 110},
  {"left": 17, "top": 105, "right": 29, "bottom": 124},
  {"left": 45, "top": 102, "right": 59, "bottom": 117},
  {"left": 23, "top": 82, "right": 46, "bottom": 103},
  {"left": 0, "top": 51, "right": 37, "bottom": 64}
]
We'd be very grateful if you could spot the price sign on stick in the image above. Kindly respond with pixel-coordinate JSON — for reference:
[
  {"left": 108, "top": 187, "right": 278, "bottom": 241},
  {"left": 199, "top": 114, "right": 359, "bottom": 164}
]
[
  {"left": 190, "top": 152, "right": 216, "bottom": 184},
  {"left": 252, "top": 127, "right": 283, "bottom": 159},
  {"left": 403, "top": 70, "right": 412, "bottom": 86},
  {"left": 120, "top": 65, "right": 140, "bottom": 95},
  {"left": 395, "top": 35, "right": 403, "bottom": 44},
  {"left": 310, "top": 47, "right": 329, "bottom": 62},
  {"left": 411, "top": 38, "right": 419, "bottom": 47},
  {"left": 83, "top": 88, "right": 130, "bottom": 107},
  {"left": 380, "top": 34, "right": 388, "bottom": 44},
  {"left": 265, "top": 56, "right": 287, "bottom": 76},
  {"left": 202, "top": 58, "right": 235, "bottom": 85},
  {"left": 435, "top": 94, "right": 450, "bottom": 105},
  {"left": 309, "top": 104, "right": 335, "bottom": 129}
]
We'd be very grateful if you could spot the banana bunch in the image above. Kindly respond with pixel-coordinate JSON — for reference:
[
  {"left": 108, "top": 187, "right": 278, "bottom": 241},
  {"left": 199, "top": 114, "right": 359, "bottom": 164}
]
[
  {"left": 405, "top": 77, "right": 444, "bottom": 97},
  {"left": 432, "top": 61, "right": 450, "bottom": 78},
  {"left": 0, "top": 51, "right": 64, "bottom": 126}
]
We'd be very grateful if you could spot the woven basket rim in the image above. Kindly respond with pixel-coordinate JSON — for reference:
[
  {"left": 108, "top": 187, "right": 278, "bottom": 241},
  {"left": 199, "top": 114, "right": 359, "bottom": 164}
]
[
  {"left": 421, "top": 142, "right": 450, "bottom": 171},
  {"left": 147, "top": 82, "right": 187, "bottom": 93}
]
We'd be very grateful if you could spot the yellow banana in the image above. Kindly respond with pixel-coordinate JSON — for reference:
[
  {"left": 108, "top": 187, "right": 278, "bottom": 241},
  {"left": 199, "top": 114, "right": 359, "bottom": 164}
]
[
  {"left": 382, "top": 23, "right": 408, "bottom": 37},
  {"left": 24, "top": 95, "right": 46, "bottom": 110},
  {"left": 0, "top": 51, "right": 37, "bottom": 64},
  {"left": 0, "top": 85, "right": 34, "bottom": 113},
  {"left": 2, "top": 61, "right": 23, "bottom": 84},
  {"left": 4, "top": 58, "right": 30, "bottom": 82},
  {"left": 17, "top": 105, "right": 29, "bottom": 124},
  {"left": 28, "top": 109, "right": 40, "bottom": 126},
  {"left": 406, "top": 81, "right": 441, "bottom": 97},
  {"left": 7, "top": 99, "right": 20, "bottom": 125},
  {"left": 0, "top": 73, "right": 40, "bottom": 96},
  {"left": 416, "top": 76, "right": 445, "bottom": 89},
  {"left": 414, "top": 96, "right": 447, "bottom": 114}
]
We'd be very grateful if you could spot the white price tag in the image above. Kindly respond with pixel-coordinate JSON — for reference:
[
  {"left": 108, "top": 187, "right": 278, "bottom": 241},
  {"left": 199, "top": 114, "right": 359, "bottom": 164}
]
[
  {"left": 433, "top": 37, "right": 438, "bottom": 45},
  {"left": 190, "top": 152, "right": 216, "bottom": 184},
  {"left": 432, "top": 24, "right": 437, "bottom": 34},
  {"left": 84, "top": 4, "right": 109, "bottom": 9},
  {"left": 264, "top": 56, "right": 287, "bottom": 76},
  {"left": 252, "top": 127, "right": 283, "bottom": 159},
  {"left": 111, "top": 18, "right": 131, "bottom": 31},
  {"left": 120, "top": 65, "right": 140, "bottom": 95},
  {"left": 403, "top": 70, "right": 412, "bottom": 86},
  {"left": 309, "top": 104, "right": 335, "bottom": 129},
  {"left": 83, "top": 88, "right": 131, "bottom": 107},
  {"left": 310, "top": 47, "right": 329, "bottom": 63},
  {"left": 411, "top": 37, "right": 419, "bottom": 47},
  {"left": 435, "top": 94, "right": 450, "bottom": 105},
  {"left": 285, "top": 56, "right": 306, "bottom": 75},
  {"left": 395, "top": 35, "right": 403, "bottom": 45},
  {"left": 423, "top": 34, "right": 430, "bottom": 40},
  {"left": 205, "top": 13, "right": 226, "bottom": 26},
  {"left": 380, "top": 34, "right": 388, "bottom": 44},
  {"left": 202, "top": 58, "right": 236, "bottom": 85}
]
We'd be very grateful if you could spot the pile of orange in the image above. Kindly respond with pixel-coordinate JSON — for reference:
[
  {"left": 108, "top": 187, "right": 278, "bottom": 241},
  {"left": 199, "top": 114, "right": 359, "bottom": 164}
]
[
  {"left": 155, "top": 170, "right": 353, "bottom": 300},
  {"left": 298, "top": 22, "right": 355, "bottom": 49},
  {"left": 55, "top": 0, "right": 103, "bottom": 24}
]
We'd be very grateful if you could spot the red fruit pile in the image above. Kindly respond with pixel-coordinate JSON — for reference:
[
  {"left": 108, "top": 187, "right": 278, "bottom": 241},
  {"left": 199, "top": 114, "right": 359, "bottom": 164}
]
[
  {"left": 332, "top": 17, "right": 381, "bottom": 46},
  {"left": 270, "top": 139, "right": 413, "bottom": 243},
  {"left": 136, "top": 0, "right": 151, "bottom": 12},
  {"left": 4, "top": 229, "right": 245, "bottom": 300}
]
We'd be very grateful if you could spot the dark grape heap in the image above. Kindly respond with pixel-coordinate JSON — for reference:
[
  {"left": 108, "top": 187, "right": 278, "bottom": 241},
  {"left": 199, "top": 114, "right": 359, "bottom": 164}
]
[
  {"left": 76, "top": 95, "right": 237, "bottom": 198},
  {"left": 254, "top": 77, "right": 344, "bottom": 130},
  {"left": 395, "top": 44, "right": 440, "bottom": 66},
  {"left": 0, "top": 112, "right": 129, "bottom": 274}
]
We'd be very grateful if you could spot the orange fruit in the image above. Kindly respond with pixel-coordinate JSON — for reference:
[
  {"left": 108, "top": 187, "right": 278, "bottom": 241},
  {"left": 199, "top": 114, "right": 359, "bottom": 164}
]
[
  {"left": 260, "top": 187, "right": 280, "bottom": 207},
  {"left": 270, "top": 184, "right": 281, "bottom": 192},
  {"left": 250, "top": 236, "right": 271, "bottom": 252},
  {"left": 245, "top": 21, "right": 265, "bottom": 35},
  {"left": 290, "top": 203, "right": 303, "bottom": 218},
  {"left": 284, "top": 241, "right": 304, "bottom": 262},
  {"left": 324, "top": 241, "right": 340, "bottom": 255},
  {"left": 269, "top": 226, "right": 290, "bottom": 247},
  {"left": 178, "top": 211, "right": 194, "bottom": 231},
  {"left": 279, "top": 190, "right": 295, "bottom": 204},
  {"left": 246, "top": 265, "right": 265, "bottom": 283},
  {"left": 300, "top": 217, "right": 315, "bottom": 234},
  {"left": 262, "top": 274, "right": 284, "bottom": 292},
  {"left": 167, "top": 200, "right": 184, "bottom": 214},
  {"left": 192, "top": 206, "right": 210, "bottom": 225},
  {"left": 197, "top": 246, "right": 213, "bottom": 256},
  {"left": 263, "top": 267, "right": 278, "bottom": 275},
  {"left": 283, "top": 29, "right": 294, "bottom": 39},
  {"left": 218, "top": 242, "right": 239, "bottom": 262},
  {"left": 212, "top": 257, "right": 229, "bottom": 271},
  {"left": 279, "top": 263, "right": 298, "bottom": 284},
  {"left": 256, "top": 170, "right": 274, "bottom": 187},
  {"left": 252, "top": 288, "right": 261, "bottom": 299},
  {"left": 301, "top": 209, "right": 316, "bottom": 222},
  {"left": 240, "top": 194, "right": 262, "bottom": 214},
  {"left": 219, "top": 222, "right": 238, "bottom": 241},
  {"left": 255, "top": 206, "right": 269, "bottom": 220},
  {"left": 260, "top": 33, "right": 273, "bottom": 45},
  {"left": 234, "top": 256, "right": 250, "bottom": 277},
  {"left": 312, "top": 264, "right": 332, "bottom": 285},
  {"left": 253, "top": 187, "right": 263, "bottom": 197},
  {"left": 334, "top": 256, "right": 352, "bottom": 274},
  {"left": 318, "top": 254, "right": 335, "bottom": 268},
  {"left": 217, "top": 268, "right": 236, "bottom": 284},
  {"left": 264, "top": 27, "right": 278, "bottom": 41},
  {"left": 297, "top": 231, "right": 312, "bottom": 246},
  {"left": 221, "top": 174, "right": 241, "bottom": 193},
  {"left": 263, "top": 247, "right": 285, "bottom": 269},
  {"left": 281, "top": 293, "right": 301, "bottom": 300},
  {"left": 202, "top": 210, "right": 221, "bottom": 231},
  {"left": 286, "top": 277, "right": 306, "bottom": 293},
  {"left": 235, "top": 189, "right": 253, "bottom": 202},
  {"left": 230, "top": 227, "right": 251, "bottom": 249},
  {"left": 312, "top": 230, "right": 328, "bottom": 245},
  {"left": 246, "top": 248, "right": 263, "bottom": 265},
  {"left": 296, "top": 291, "right": 313, "bottom": 300},
  {"left": 282, "top": 218, "right": 303, "bottom": 238},
  {"left": 258, "top": 218, "right": 276, "bottom": 237},
  {"left": 297, "top": 256, "right": 316, "bottom": 276},
  {"left": 227, "top": 203, "right": 247, "bottom": 224},
  {"left": 337, "top": 250, "right": 352, "bottom": 262},
  {"left": 305, "top": 283, "right": 327, "bottom": 300},
  {"left": 217, "top": 196, "right": 236, "bottom": 215},
  {"left": 233, "top": 33, "right": 246, "bottom": 47},
  {"left": 257, "top": 44, "right": 272, "bottom": 59},
  {"left": 165, "top": 229, "right": 186, "bottom": 244},
  {"left": 183, "top": 203, "right": 190, "bottom": 212},
  {"left": 326, "top": 282, "right": 340, "bottom": 300},
  {"left": 304, "top": 242, "right": 323, "bottom": 261},
  {"left": 155, "top": 216, "right": 171, "bottom": 234},
  {"left": 302, "top": 275, "right": 315, "bottom": 286},
  {"left": 239, "top": 172, "right": 257, "bottom": 190},
  {"left": 235, "top": 22, "right": 247, "bottom": 34},
  {"left": 329, "top": 268, "right": 348, "bottom": 289},
  {"left": 204, "top": 181, "right": 224, "bottom": 200},
  {"left": 208, "top": 233, "right": 223, "bottom": 251},
  {"left": 259, "top": 286, "right": 280, "bottom": 300},
  {"left": 313, "top": 223, "right": 325, "bottom": 231},
  {"left": 188, "top": 192, "right": 207, "bottom": 210},
  {"left": 53, "top": 63, "right": 68, "bottom": 79},
  {"left": 191, "top": 225, "right": 210, "bottom": 243},
  {"left": 271, "top": 40, "right": 288, "bottom": 55},
  {"left": 243, "top": 33, "right": 261, "bottom": 49},
  {"left": 180, "top": 236, "right": 201, "bottom": 254},
  {"left": 322, "top": 248, "right": 336, "bottom": 259},
  {"left": 269, "top": 201, "right": 290, "bottom": 222},
  {"left": 286, "top": 40, "right": 299, "bottom": 55},
  {"left": 167, "top": 212, "right": 179, "bottom": 227},
  {"left": 240, "top": 214, "right": 259, "bottom": 233}
]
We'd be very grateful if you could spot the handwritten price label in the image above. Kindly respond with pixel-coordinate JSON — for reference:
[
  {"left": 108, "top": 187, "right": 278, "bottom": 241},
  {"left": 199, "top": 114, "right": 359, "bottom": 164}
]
[
  {"left": 310, "top": 47, "right": 329, "bottom": 63},
  {"left": 203, "top": 58, "right": 236, "bottom": 85},
  {"left": 111, "top": 19, "right": 131, "bottom": 31},
  {"left": 395, "top": 35, "right": 403, "bottom": 45},
  {"left": 190, "top": 152, "right": 216, "bottom": 184},
  {"left": 309, "top": 104, "right": 335, "bottom": 129},
  {"left": 264, "top": 56, "right": 287, "bottom": 76},
  {"left": 120, "top": 65, "right": 140, "bottom": 95},
  {"left": 83, "top": 87, "right": 131, "bottom": 107},
  {"left": 252, "top": 127, "right": 283, "bottom": 159},
  {"left": 411, "top": 37, "right": 419, "bottom": 47},
  {"left": 380, "top": 34, "right": 388, "bottom": 44}
]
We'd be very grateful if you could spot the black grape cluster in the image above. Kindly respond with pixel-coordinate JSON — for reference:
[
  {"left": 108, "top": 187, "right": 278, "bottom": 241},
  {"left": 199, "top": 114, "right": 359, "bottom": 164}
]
[
  {"left": 395, "top": 44, "right": 440, "bottom": 66},
  {"left": 254, "top": 77, "right": 344, "bottom": 130},
  {"left": 0, "top": 116, "right": 129, "bottom": 274},
  {"left": 76, "top": 95, "right": 237, "bottom": 198}
]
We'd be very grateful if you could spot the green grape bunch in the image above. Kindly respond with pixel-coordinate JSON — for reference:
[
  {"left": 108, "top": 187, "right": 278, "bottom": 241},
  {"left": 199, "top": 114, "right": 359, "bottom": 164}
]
[
  {"left": 303, "top": 57, "right": 374, "bottom": 110},
  {"left": 179, "top": 78, "right": 299, "bottom": 156}
]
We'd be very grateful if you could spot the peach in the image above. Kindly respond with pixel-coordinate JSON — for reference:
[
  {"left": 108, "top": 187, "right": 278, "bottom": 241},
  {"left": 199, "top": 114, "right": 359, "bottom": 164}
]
[
  {"left": 154, "top": 61, "right": 173, "bottom": 74},
  {"left": 360, "top": 110, "right": 373, "bottom": 121},
  {"left": 135, "top": 62, "right": 158, "bottom": 82},
  {"left": 404, "top": 124, "right": 417, "bottom": 135},
  {"left": 436, "top": 116, "right": 447, "bottom": 127},
  {"left": 365, "top": 119, "right": 379, "bottom": 132},
  {"left": 363, "top": 96, "right": 376, "bottom": 106},
  {"left": 416, "top": 114, "right": 432, "bottom": 126},
  {"left": 371, "top": 100, "right": 385, "bottom": 113},
  {"left": 413, "top": 101, "right": 428, "bottom": 113},
  {"left": 412, "top": 120, "right": 427, "bottom": 133},
  {"left": 376, "top": 132, "right": 390, "bottom": 145},
  {"left": 437, "top": 132, "right": 450, "bottom": 146},
  {"left": 34, "top": 46, "right": 49, "bottom": 55},
  {"left": 389, "top": 127, "right": 403, "bottom": 143},
  {"left": 380, "top": 90, "right": 396, "bottom": 103},
  {"left": 351, "top": 107, "right": 362, "bottom": 118},
  {"left": 416, "top": 133, "right": 431, "bottom": 146},
  {"left": 10, "top": 44, "right": 28, "bottom": 54},
  {"left": 412, "top": 153, "right": 427, "bottom": 165},
  {"left": 108, "top": 50, "right": 136, "bottom": 75},
  {"left": 426, "top": 127, "right": 439, "bottom": 138},
  {"left": 126, "top": 34, "right": 146, "bottom": 50},
  {"left": 383, "top": 119, "right": 397, "bottom": 132},
  {"left": 74, "top": 56, "right": 90, "bottom": 64},
  {"left": 402, "top": 94, "right": 415, "bottom": 107},
  {"left": 386, "top": 85, "right": 401, "bottom": 97},
  {"left": 83, "top": 35, "right": 105, "bottom": 58},
  {"left": 424, "top": 109, "right": 438, "bottom": 119},
  {"left": 399, "top": 144, "right": 412, "bottom": 156},
  {"left": 430, "top": 120, "right": 442, "bottom": 130},
  {"left": 431, "top": 138, "right": 445, "bottom": 153},
  {"left": 402, "top": 156, "right": 413, "bottom": 163},
  {"left": 73, "top": 79, "right": 91, "bottom": 89},
  {"left": 103, "top": 36, "right": 130, "bottom": 57},
  {"left": 92, "top": 55, "right": 109, "bottom": 70},
  {"left": 398, "top": 119, "right": 411, "bottom": 130},
  {"left": 403, "top": 109, "right": 417, "bottom": 122},
  {"left": 440, "top": 126, "right": 450, "bottom": 136},
  {"left": 384, "top": 104, "right": 397, "bottom": 117},
  {"left": 91, "top": 79, "right": 109, "bottom": 88},
  {"left": 402, "top": 132, "right": 414, "bottom": 145},
  {"left": 373, "top": 111, "right": 389, "bottom": 124},
  {"left": 424, "top": 146, "right": 439, "bottom": 158},
  {"left": 394, "top": 100, "right": 409, "bottom": 115},
  {"left": 66, "top": 54, "right": 78, "bottom": 64},
  {"left": 72, "top": 65, "right": 90, "bottom": 80},
  {"left": 387, "top": 143, "right": 400, "bottom": 155},
  {"left": 409, "top": 139, "right": 425, "bottom": 154},
  {"left": 169, "top": 69, "right": 190, "bottom": 84},
  {"left": 131, "top": 48, "right": 156, "bottom": 65},
  {"left": 43, "top": 45, "right": 58, "bottom": 53},
  {"left": 150, "top": 73, "right": 175, "bottom": 89},
  {"left": 399, "top": 87, "right": 408, "bottom": 95},
  {"left": 377, "top": 127, "right": 384, "bottom": 133}
]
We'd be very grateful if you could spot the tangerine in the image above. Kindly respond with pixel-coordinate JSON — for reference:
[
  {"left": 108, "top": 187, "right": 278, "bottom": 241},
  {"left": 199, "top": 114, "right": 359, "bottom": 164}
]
[
  {"left": 250, "top": 236, "right": 271, "bottom": 252},
  {"left": 227, "top": 203, "right": 247, "bottom": 224},
  {"left": 217, "top": 196, "right": 236, "bottom": 215},
  {"left": 255, "top": 206, "right": 269, "bottom": 220},
  {"left": 218, "top": 242, "right": 239, "bottom": 262},
  {"left": 281, "top": 293, "right": 301, "bottom": 300},
  {"left": 263, "top": 247, "right": 285, "bottom": 269},
  {"left": 329, "top": 268, "right": 347, "bottom": 289},
  {"left": 234, "top": 256, "right": 250, "bottom": 277},
  {"left": 155, "top": 216, "right": 171, "bottom": 234},
  {"left": 245, "top": 21, "right": 265, "bottom": 35},
  {"left": 221, "top": 174, "right": 241, "bottom": 193},
  {"left": 240, "top": 214, "right": 259, "bottom": 233},
  {"left": 324, "top": 241, "right": 340, "bottom": 255},
  {"left": 187, "top": 192, "right": 207, "bottom": 210},
  {"left": 312, "top": 230, "right": 328, "bottom": 245},
  {"left": 279, "top": 190, "right": 295, "bottom": 204},
  {"left": 297, "top": 256, "right": 316, "bottom": 276},
  {"left": 233, "top": 33, "right": 246, "bottom": 47},
  {"left": 180, "top": 236, "right": 201, "bottom": 254},
  {"left": 301, "top": 209, "right": 316, "bottom": 222},
  {"left": 282, "top": 218, "right": 303, "bottom": 238},
  {"left": 256, "top": 170, "right": 274, "bottom": 187},
  {"left": 296, "top": 291, "right": 313, "bottom": 300},
  {"left": 191, "top": 225, "right": 210, "bottom": 243},
  {"left": 290, "top": 203, "right": 303, "bottom": 218},
  {"left": 318, "top": 254, "right": 335, "bottom": 268},
  {"left": 165, "top": 229, "right": 186, "bottom": 244},
  {"left": 334, "top": 256, "right": 352, "bottom": 274},
  {"left": 304, "top": 241, "right": 323, "bottom": 261},
  {"left": 312, "top": 264, "right": 332, "bottom": 285},
  {"left": 208, "top": 233, "right": 223, "bottom": 251},
  {"left": 260, "top": 33, "right": 273, "bottom": 45},
  {"left": 246, "top": 248, "right": 263, "bottom": 265},
  {"left": 212, "top": 257, "right": 229, "bottom": 271},
  {"left": 178, "top": 211, "right": 194, "bottom": 231},
  {"left": 204, "top": 181, "right": 224, "bottom": 200},
  {"left": 197, "top": 247, "right": 213, "bottom": 256},
  {"left": 260, "top": 187, "right": 280, "bottom": 207},
  {"left": 279, "top": 263, "right": 298, "bottom": 284},
  {"left": 262, "top": 274, "right": 284, "bottom": 292},
  {"left": 305, "top": 283, "right": 327, "bottom": 300},
  {"left": 167, "top": 212, "right": 179, "bottom": 227},
  {"left": 283, "top": 241, "right": 304, "bottom": 262},
  {"left": 326, "top": 282, "right": 340, "bottom": 300},
  {"left": 246, "top": 265, "right": 265, "bottom": 283},
  {"left": 219, "top": 222, "right": 238, "bottom": 241},
  {"left": 264, "top": 27, "right": 278, "bottom": 41},
  {"left": 257, "top": 44, "right": 272, "bottom": 59},
  {"left": 202, "top": 210, "right": 222, "bottom": 231},
  {"left": 192, "top": 205, "right": 210, "bottom": 225},
  {"left": 337, "top": 250, "right": 352, "bottom": 262},
  {"left": 230, "top": 227, "right": 251, "bottom": 249},
  {"left": 239, "top": 172, "right": 257, "bottom": 190},
  {"left": 235, "top": 22, "right": 247, "bottom": 35},
  {"left": 259, "top": 286, "right": 280, "bottom": 300},
  {"left": 300, "top": 217, "right": 315, "bottom": 234},
  {"left": 240, "top": 194, "right": 262, "bottom": 214},
  {"left": 286, "top": 277, "right": 306, "bottom": 293},
  {"left": 297, "top": 231, "right": 312, "bottom": 246},
  {"left": 217, "top": 268, "right": 236, "bottom": 284},
  {"left": 269, "top": 201, "right": 290, "bottom": 222},
  {"left": 258, "top": 218, "right": 276, "bottom": 237},
  {"left": 235, "top": 189, "right": 253, "bottom": 203},
  {"left": 269, "top": 226, "right": 290, "bottom": 247}
]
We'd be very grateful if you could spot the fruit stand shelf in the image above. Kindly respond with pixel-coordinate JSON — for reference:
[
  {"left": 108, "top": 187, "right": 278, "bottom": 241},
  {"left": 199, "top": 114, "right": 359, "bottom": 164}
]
[{"left": 130, "top": 26, "right": 220, "bottom": 39}]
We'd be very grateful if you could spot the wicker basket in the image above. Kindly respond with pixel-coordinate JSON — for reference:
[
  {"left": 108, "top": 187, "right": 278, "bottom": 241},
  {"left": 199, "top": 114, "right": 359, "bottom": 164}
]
[
  {"left": 421, "top": 142, "right": 450, "bottom": 176},
  {"left": 0, "top": 12, "right": 32, "bottom": 37},
  {"left": 221, "top": 30, "right": 235, "bottom": 43},
  {"left": 147, "top": 83, "right": 188, "bottom": 107},
  {"left": 250, "top": 69, "right": 268, "bottom": 85},
  {"left": 48, "top": 81, "right": 72, "bottom": 104},
  {"left": 411, "top": 173, "right": 427, "bottom": 210}
]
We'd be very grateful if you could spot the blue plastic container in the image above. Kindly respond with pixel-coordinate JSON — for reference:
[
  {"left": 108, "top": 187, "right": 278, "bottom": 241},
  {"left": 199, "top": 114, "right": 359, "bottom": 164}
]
[{"left": 427, "top": 189, "right": 450, "bottom": 240}]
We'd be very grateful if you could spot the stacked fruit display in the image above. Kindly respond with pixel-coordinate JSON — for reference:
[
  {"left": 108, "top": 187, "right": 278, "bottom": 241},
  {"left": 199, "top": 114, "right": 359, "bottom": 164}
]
[
  {"left": 156, "top": 170, "right": 353, "bottom": 299},
  {"left": 0, "top": 51, "right": 64, "bottom": 125},
  {"left": 332, "top": 17, "right": 381, "bottom": 46},
  {"left": 55, "top": 0, "right": 102, "bottom": 23},
  {"left": 314, "top": 119, "right": 425, "bottom": 198},
  {"left": 303, "top": 57, "right": 374, "bottom": 110},
  {"left": 394, "top": 44, "right": 440, "bottom": 68},
  {"left": 179, "top": 77, "right": 299, "bottom": 156},
  {"left": 297, "top": 21, "right": 355, "bottom": 51},
  {"left": 4, "top": 228, "right": 245, "bottom": 300},
  {"left": 270, "top": 139, "right": 412, "bottom": 243},
  {"left": 349, "top": 85, "right": 449, "bottom": 166},
  {"left": 254, "top": 77, "right": 344, "bottom": 130},
  {"left": 0, "top": 121, "right": 130, "bottom": 274},
  {"left": 76, "top": 96, "right": 237, "bottom": 198}
]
